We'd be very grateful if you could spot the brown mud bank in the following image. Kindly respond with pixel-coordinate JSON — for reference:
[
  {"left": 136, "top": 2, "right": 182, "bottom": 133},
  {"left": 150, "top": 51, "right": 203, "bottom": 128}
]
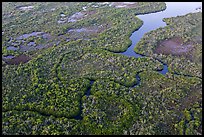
[
  {"left": 154, "top": 37, "right": 195, "bottom": 57},
  {"left": 4, "top": 54, "right": 31, "bottom": 65}
]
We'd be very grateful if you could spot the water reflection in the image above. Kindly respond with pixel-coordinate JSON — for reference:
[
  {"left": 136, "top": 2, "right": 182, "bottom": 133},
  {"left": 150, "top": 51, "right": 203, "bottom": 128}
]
[
  {"left": 121, "top": 2, "right": 202, "bottom": 75},
  {"left": 7, "top": 46, "right": 18, "bottom": 51}
]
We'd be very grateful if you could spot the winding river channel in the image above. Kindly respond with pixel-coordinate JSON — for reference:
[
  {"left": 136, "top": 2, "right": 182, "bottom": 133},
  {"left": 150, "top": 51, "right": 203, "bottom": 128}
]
[
  {"left": 72, "top": 2, "right": 202, "bottom": 120},
  {"left": 2, "top": 2, "right": 202, "bottom": 123},
  {"left": 74, "top": 2, "right": 202, "bottom": 120},
  {"left": 120, "top": 2, "right": 202, "bottom": 87}
]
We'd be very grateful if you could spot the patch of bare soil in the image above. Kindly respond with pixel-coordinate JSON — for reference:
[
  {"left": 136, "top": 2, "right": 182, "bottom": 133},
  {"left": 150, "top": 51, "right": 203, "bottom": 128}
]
[
  {"left": 154, "top": 37, "right": 194, "bottom": 57},
  {"left": 68, "top": 10, "right": 97, "bottom": 22},
  {"left": 6, "top": 54, "right": 31, "bottom": 65},
  {"left": 68, "top": 24, "right": 109, "bottom": 34},
  {"left": 67, "top": 23, "right": 111, "bottom": 40},
  {"left": 110, "top": 2, "right": 138, "bottom": 8}
]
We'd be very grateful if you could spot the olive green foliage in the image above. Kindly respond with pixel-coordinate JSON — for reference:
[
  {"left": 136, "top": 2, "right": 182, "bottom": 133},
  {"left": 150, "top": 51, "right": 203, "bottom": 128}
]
[
  {"left": 59, "top": 47, "right": 163, "bottom": 87},
  {"left": 135, "top": 12, "right": 202, "bottom": 78},
  {"left": 2, "top": 110, "right": 80, "bottom": 135},
  {"left": 80, "top": 79, "right": 138, "bottom": 134},
  {"left": 126, "top": 71, "right": 202, "bottom": 135},
  {"left": 2, "top": 2, "right": 202, "bottom": 135}
]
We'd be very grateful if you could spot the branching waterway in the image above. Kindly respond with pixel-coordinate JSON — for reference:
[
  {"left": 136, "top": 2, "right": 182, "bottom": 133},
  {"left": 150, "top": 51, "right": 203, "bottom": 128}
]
[
  {"left": 118, "top": 2, "right": 202, "bottom": 87},
  {"left": 73, "top": 2, "right": 202, "bottom": 120},
  {"left": 6, "top": 3, "right": 200, "bottom": 121}
]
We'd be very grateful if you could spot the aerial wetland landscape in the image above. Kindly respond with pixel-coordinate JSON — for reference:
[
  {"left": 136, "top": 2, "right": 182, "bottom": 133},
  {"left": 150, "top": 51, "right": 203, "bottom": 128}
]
[{"left": 2, "top": 2, "right": 202, "bottom": 135}]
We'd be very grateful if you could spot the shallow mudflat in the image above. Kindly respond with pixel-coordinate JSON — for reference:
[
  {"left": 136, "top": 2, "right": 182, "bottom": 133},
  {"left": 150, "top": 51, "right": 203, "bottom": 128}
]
[
  {"left": 68, "top": 24, "right": 110, "bottom": 35},
  {"left": 5, "top": 54, "right": 31, "bottom": 65},
  {"left": 154, "top": 37, "right": 194, "bottom": 56},
  {"left": 2, "top": 55, "right": 15, "bottom": 59},
  {"left": 2, "top": 2, "right": 202, "bottom": 135},
  {"left": 7, "top": 46, "right": 18, "bottom": 51},
  {"left": 16, "top": 32, "right": 51, "bottom": 40},
  {"left": 7, "top": 32, "right": 53, "bottom": 52},
  {"left": 67, "top": 10, "right": 97, "bottom": 23}
]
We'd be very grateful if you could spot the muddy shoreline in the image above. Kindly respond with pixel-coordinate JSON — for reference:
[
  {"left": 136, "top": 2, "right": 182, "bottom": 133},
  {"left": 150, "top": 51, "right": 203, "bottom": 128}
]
[{"left": 3, "top": 54, "right": 31, "bottom": 65}]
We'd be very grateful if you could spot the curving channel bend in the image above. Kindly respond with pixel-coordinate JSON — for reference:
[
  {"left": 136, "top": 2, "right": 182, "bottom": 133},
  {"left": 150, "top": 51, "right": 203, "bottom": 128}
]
[
  {"left": 3, "top": 3, "right": 201, "bottom": 122},
  {"left": 55, "top": 3, "right": 202, "bottom": 120},
  {"left": 120, "top": 2, "right": 202, "bottom": 87},
  {"left": 74, "top": 3, "right": 202, "bottom": 120}
]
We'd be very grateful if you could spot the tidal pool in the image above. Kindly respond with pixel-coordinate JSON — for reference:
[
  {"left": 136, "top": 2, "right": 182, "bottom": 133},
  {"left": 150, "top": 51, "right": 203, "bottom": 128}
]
[
  {"left": 16, "top": 32, "right": 44, "bottom": 40},
  {"left": 7, "top": 46, "right": 18, "bottom": 51},
  {"left": 3, "top": 55, "right": 15, "bottom": 59}
]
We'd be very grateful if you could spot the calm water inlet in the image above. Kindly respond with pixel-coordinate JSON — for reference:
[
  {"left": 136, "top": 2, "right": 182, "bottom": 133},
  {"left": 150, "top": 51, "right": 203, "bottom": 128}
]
[{"left": 121, "top": 2, "right": 202, "bottom": 75}]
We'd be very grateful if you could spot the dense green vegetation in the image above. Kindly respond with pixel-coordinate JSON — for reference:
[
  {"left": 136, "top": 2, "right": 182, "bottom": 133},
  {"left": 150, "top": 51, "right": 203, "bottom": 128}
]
[
  {"left": 2, "top": 110, "right": 81, "bottom": 135},
  {"left": 135, "top": 12, "right": 202, "bottom": 78},
  {"left": 127, "top": 71, "right": 202, "bottom": 135},
  {"left": 2, "top": 2, "right": 166, "bottom": 57},
  {"left": 2, "top": 2, "right": 202, "bottom": 135}
]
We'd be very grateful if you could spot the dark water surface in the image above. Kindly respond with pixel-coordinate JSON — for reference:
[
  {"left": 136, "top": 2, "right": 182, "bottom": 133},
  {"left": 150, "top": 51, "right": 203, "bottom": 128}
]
[{"left": 85, "top": 80, "right": 95, "bottom": 96}]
